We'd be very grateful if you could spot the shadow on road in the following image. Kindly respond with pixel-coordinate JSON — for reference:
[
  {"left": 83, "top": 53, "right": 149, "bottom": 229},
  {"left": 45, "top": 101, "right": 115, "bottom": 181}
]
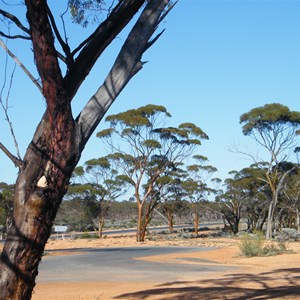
[{"left": 115, "top": 268, "right": 300, "bottom": 299}]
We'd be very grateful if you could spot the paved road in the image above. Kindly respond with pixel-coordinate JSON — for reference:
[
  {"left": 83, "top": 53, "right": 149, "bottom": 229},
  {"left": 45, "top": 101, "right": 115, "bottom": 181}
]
[{"left": 37, "top": 246, "right": 235, "bottom": 283}]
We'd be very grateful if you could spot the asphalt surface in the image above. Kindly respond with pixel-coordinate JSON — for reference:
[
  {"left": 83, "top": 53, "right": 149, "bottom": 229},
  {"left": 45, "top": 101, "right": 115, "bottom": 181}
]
[{"left": 37, "top": 246, "right": 236, "bottom": 283}]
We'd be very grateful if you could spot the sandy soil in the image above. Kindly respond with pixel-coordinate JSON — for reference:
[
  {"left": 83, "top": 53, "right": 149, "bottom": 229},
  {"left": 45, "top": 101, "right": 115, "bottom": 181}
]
[{"left": 2, "top": 232, "right": 300, "bottom": 299}]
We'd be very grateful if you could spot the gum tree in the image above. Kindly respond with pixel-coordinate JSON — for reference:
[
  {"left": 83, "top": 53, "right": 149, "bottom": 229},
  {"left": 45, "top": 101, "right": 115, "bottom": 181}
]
[
  {"left": 181, "top": 155, "right": 217, "bottom": 235},
  {"left": 0, "top": 1, "right": 174, "bottom": 298},
  {"left": 240, "top": 103, "right": 300, "bottom": 239},
  {"left": 217, "top": 167, "right": 269, "bottom": 234},
  {"left": 97, "top": 105, "right": 208, "bottom": 241},
  {"left": 156, "top": 167, "right": 187, "bottom": 233},
  {"left": 71, "top": 157, "right": 130, "bottom": 237},
  {"left": 282, "top": 166, "right": 300, "bottom": 232}
]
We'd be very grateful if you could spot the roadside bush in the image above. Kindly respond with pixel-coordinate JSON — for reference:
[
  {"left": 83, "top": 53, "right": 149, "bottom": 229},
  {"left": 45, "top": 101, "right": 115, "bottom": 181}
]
[
  {"left": 260, "top": 242, "right": 287, "bottom": 256},
  {"left": 79, "top": 232, "right": 98, "bottom": 239},
  {"left": 239, "top": 232, "right": 290, "bottom": 257},
  {"left": 239, "top": 232, "right": 264, "bottom": 257},
  {"left": 277, "top": 228, "right": 299, "bottom": 241}
]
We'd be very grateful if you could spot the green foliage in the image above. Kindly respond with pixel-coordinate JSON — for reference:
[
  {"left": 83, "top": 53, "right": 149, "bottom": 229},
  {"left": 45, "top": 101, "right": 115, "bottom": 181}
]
[
  {"left": 240, "top": 103, "right": 300, "bottom": 136},
  {"left": 105, "top": 104, "right": 171, "bottom": 128},
  {"left": 96, "top": 104, "right": 209, "bottom": 241},
  {"left": 0, "top": 207, "right": 6, "bottom": 226},
  {"left": 69, "top": 0, "right": 105, "bottom": 27},
  {"left": 142, "top": 139, "right": 162, "bottom": 149},
  {"left": 239, "top": 232, "right": 289, "bottom": 257},
  {"left": 193, "top": 155, "right": 208, "bottom": 162},
  {"left": 179, "top": 123, "right": 209, "bottom": 139},
  {"left": 73, "top": 166, "right": 84, "bottom": 177},
  {"left": 96, "top": 128, "right": 115, "bottom": 138},
  {"left": 79, "top": 232, "right": 98, "bottom": 239},
  {"left": 239, "top": 232, "right": 264, "bottom": 257},
  {"left": 260, "top": 242, "right": 287, "bottom": 256},
  {"left": 0, "top": 184, "right": 14, "bottom": 231},
  {"left": 85, "top": 157, "right": 111, "bottom": 169}
]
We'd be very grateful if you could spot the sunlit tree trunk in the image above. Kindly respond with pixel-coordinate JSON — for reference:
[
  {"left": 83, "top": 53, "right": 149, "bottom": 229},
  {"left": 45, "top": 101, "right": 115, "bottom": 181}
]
[
  {"left": 166, "top": 210, "right": 174, "bottom": 233},
  {"left": 98, "top": 216, "right": 105, "bottom": 238},
  {"left": 140, "top": 215, "right": 151, "bottom": 242},
  {"left": 266, "top": 202, "right": 274, "bottom": 239},
  {"left": 0, "top": 0, "right": 172, "bottom": 298},
  {"left": 0, "top": 109, "right": 80, "bottom": 299},
  {"left": 136, "top": 203, "right": 143, "bottom": 242},
  {"left": 193, "top": 212, "right": 199, "bottom": 235}
]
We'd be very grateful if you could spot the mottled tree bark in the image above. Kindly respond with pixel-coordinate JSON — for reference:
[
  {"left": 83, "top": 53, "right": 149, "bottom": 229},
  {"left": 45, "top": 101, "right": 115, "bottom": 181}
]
[
  {"left": 0, "top": 112, "right": 80, "bottom": 299},
  {"left": 0, "top": 0, "right": 172, "bottom": 298}
]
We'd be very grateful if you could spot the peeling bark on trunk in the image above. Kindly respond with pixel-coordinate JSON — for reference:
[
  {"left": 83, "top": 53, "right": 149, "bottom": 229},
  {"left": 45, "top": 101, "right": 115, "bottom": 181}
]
[
  {"left": 0, "top": 0, "right": 172, "bottom": 298},
  {"left": 0, "top": 111, "right": 81, "bottom": 299}
]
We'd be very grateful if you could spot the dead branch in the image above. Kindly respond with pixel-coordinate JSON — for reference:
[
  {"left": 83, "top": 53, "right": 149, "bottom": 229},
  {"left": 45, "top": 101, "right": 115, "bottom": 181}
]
[
  {"left": 0, "top": 142, "right": 23, "bottom": 168},
  {"left": 0, "top": 40, "right": 24, "bottom": 168},
  {"left": 0, "top": 9, "right": 30, "bottom": 36},
  {"left": 0, "top": 39, "right": 42, "bottom": 93},
  {"left": 0, "top": 31, "right": 30, "bottom": 40},
  {"left": 46, "top": 3, "right": 73, "bottom": 66}
]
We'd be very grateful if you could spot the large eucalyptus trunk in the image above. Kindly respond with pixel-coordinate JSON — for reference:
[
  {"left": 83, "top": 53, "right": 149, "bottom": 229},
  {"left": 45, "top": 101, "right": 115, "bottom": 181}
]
[
  {"left": 0, "top": 0, "right": 172, "bottom": 298},
  {"left": 0, "top": 109, "right": 80, "bottom": 299}
]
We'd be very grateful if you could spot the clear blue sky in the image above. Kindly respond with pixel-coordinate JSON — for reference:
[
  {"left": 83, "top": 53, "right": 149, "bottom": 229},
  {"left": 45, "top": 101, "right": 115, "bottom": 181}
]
[{"left": 0, "top": 0, "right": 300, "bottom": 184}]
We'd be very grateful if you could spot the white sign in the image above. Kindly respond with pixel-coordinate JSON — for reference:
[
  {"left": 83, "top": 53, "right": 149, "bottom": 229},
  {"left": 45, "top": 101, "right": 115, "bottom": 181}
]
[{"left": 54, "top": 225, "right": 68, "bottom": 233}]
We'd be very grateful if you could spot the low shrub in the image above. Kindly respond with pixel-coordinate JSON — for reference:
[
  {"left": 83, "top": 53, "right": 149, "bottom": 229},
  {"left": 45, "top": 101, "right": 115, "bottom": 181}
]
[
  {"left": 79, "top": 232, "right": 98, "bottom": 239},
  {"left": 278, "top": 228, "right": 300, "bottom": 241},
  {"left": 239, "top": 232, "right": 264, "bottom": 257},
  {"left": 239, "top": 232, "right": 290, "bottom": 257}
]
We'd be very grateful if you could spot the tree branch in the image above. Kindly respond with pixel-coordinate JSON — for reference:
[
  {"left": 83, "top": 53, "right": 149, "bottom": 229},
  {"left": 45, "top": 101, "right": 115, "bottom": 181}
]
[
  {"left": 0, "top": 31, "right": 31, "bottom": 40},
  {"left": 46, "top": 3, "right": 73, "bottom": 67},
  {"left": 0, "top": 39, "right": 42, "bottom": 93},
  {"left": 0, "top": 45, "right": 23, "bottom": 167},
  {"left": 0, "top": 142, "right": 23, "bottom": 168},
  {"left": 25, "top": 0, "right": 67, "bottom": 112},
  {"left": 64, "top": 0, "right": 145, "bottom": 100},
  {"left": 77, "top": 0, "right": 172, "bottom": 147},
  {"left": 0, "top": 9, "right": 31, "bottom": 36}
]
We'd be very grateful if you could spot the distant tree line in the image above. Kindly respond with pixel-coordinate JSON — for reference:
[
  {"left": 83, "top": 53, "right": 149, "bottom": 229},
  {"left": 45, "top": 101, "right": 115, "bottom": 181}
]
[
  {"left": 1, "top": 103, "right": 299, "bottom": 241},
  {"left": 56, "top": 103, "right": 300, "bottom": 240}
]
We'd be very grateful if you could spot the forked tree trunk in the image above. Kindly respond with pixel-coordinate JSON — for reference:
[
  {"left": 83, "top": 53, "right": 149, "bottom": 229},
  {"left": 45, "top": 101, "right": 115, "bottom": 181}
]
[
  {"left": 265, "top": 170, "right": 293, "bottom": 240},
  {"left": 137, "top": 207, "right": 151, "bottom": 242},
  {"left": 229, "top": 218, "right": 239, "bottom": 234},
  {"left": 136, "top": 202, "right": 154, "bottom": 242},
  {"left": 0, "top": 1, "right": 172, "bottom": 298},
  {"left": 140, "top": 216, "right": 150, "bottom": 242},
  {"left": 166, "top": 210, "right": 174, "bottom": 234},
  {"left": 0, "top": 111, "right": 80, "bottom": 299}
]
